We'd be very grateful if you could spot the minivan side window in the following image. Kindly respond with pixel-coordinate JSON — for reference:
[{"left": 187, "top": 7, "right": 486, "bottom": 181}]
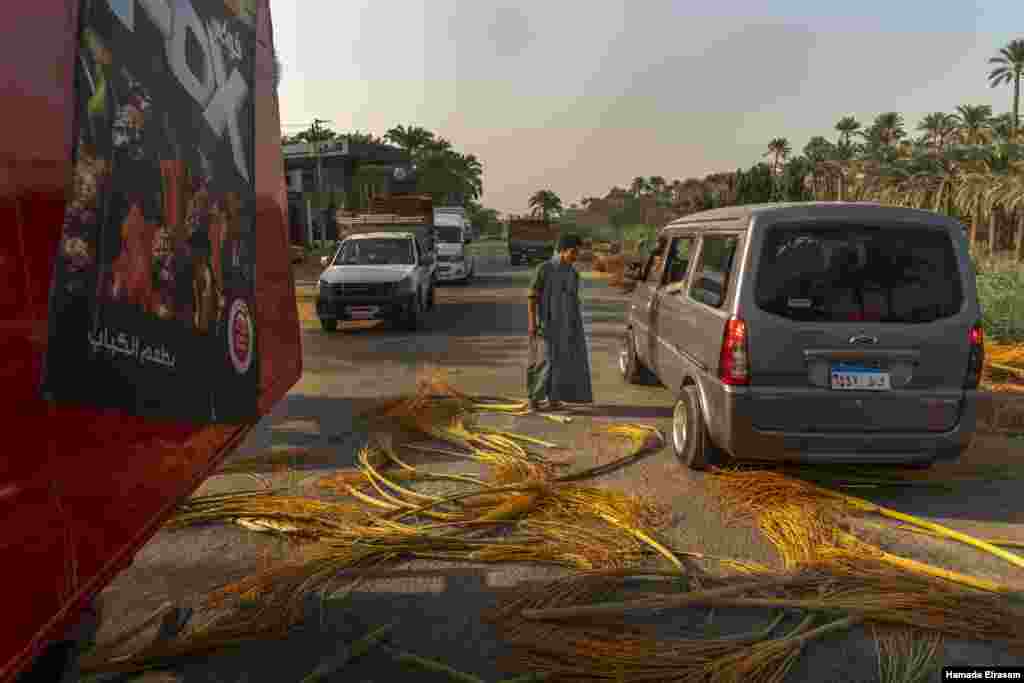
[
  {"left": 643, "top": 237, "right": 669, "bottom": 283},
  {"left": 689, "top": 235, "right": 739, "bottom": 308},
  {"left": 662, "top": 236, "right": 695, "bottom": 289}
]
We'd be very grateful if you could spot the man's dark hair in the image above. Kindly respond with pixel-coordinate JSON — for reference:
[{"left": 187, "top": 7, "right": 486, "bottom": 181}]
[{"left": 557, "top": 233, "right": 581, "bottom": 251}]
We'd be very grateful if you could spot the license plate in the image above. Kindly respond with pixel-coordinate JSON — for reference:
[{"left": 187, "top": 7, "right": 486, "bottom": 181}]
[
  {"left": 347, "top": 306, "right": 378, "bottom": 320},
  {"left": 830, "top": 364, "right": 890, "bottom": 391}
]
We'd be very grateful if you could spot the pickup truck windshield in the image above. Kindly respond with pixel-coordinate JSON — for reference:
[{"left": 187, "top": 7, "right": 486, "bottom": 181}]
[
  {"left": 436, "top": 226, "right": 463, "bottom": 243},
  {"left": 336, "top": 238, "right": 414, "bottom": 265}
]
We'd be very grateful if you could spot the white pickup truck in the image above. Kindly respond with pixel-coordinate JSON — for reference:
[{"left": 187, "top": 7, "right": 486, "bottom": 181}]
[
  {"left": 316, "top": 232, "right": 436, "bottom": 332},
  {"left": 433, "top": 207, "right": 475, "bottom": 284}
]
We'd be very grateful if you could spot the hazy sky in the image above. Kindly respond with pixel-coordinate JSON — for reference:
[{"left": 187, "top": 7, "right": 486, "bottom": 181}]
[{"left": 272, "top": 1, "right": 1020, "bottom": 215}]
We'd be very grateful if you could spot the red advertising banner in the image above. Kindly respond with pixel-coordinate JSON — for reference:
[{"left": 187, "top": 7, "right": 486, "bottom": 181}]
[{"left": 42, "top": 0, "right": 260, "bottom": 423}]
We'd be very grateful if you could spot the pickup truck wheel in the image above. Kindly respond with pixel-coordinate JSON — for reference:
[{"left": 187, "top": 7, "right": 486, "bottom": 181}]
[
  {"left": 320, "top": 319, "right": 338, "bottom": 333},
  {"left": 403, "top": 295, "right": 421, "bottom": 331}
]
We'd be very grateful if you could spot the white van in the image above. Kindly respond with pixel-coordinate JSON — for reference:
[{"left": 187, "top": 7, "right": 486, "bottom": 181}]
[{"left": 434, "top": 207, "right": 475, "bottom": 283}]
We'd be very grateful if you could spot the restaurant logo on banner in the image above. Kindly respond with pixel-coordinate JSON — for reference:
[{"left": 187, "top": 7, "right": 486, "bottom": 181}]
[
  {"left": 228, "top": 299, "right": 254, "bottom": 375},
  {"left": 40, "top": 0, "right": 260, "bottom": 424}
]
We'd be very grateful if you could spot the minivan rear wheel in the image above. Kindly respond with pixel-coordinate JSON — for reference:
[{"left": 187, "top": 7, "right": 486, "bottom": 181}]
[
  {"left": 620, "top": 330, "right": 652, "bottom": 384},
  {"left": 672, "top": 386, "right": 723, "bottom": 471}
]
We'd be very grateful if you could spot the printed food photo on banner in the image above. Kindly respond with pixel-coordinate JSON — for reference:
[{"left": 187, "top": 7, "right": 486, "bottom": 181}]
[{"left": 41, "top": 0, "right": 259, "bottom": 424}]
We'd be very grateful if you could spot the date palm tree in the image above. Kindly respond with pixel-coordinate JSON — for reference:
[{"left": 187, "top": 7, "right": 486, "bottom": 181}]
[
  {"left": 990, "top": 112, "right": 1021, "bottom": 144},
  {"left": 630, "top": 176, "right": 649, "bottom": 198},
  {"left": 953, "top": 105, "right": 994, "bottom": 145},
  {"left": 834, "top": 116, "right": 862, "bottom": 146},
  {"left": 647, "top": 176, "right": 668, "bottom": 201},
  {"left": 803, "top": 136, "right": 834, "bottom": 199},
  {"left": 868, "top": 112, "right": 907, "bottom": 148},
  {"left": 383, "top": 124, "right": 435, "bottom": 155},
  {"left": 988, "top": 39, "right": 1024, "bottom": 141},
  {"left": 528, "top": 189, "right": 563, "bottom": 221},
  {"left": 917, "top": 112, "right": 957, "bottom": 152},
  {"left": 763, "top": 137, "right": 792, "bottom": 175}
]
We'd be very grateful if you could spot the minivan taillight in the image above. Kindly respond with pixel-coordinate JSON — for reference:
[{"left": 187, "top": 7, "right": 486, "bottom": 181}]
[
  {"left": 719, "top": 317, "right": 750, "bottom": 386},
  {"left": 964, "top": 321, "right": 984, "bottom": 389}
]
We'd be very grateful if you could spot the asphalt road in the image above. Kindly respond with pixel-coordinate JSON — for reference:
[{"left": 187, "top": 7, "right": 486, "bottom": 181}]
[{"left": 95, "top": 256, "right": 1024, "bottom": 682}]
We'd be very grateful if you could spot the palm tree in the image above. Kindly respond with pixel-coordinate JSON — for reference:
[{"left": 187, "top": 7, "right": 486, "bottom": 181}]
[
  {"left": 954, "top": 104, "right": 994, "bottom": 145},
  {"left": 872, "top": 112, "right": 907, "bottom": 147},
  {"left": 630, "top": 176, "right": 649, "bottom": 198},
  {"left": 342, "top": 130, "right": 384, "bottom": 145},
  {"left": 763, "top": 138, "right": 792, "bottom": 175},
  {"left": 835, "top": 116, "right": 862, "bottom": 146},
  {"left": 383, "top": 124, "right": 435, "bottom": 155},
  {"left": 648, "top": 176, "right": 667, "bottom": 199},
  {"left": 456, "top": 153, "right": 484, "bottom": 201},
  {"left": 990, "top": 112, "right": 1021, "bottom": 144},
  {"left": 988, "top": 39, "right": 1024, "bottom": 141},
  {"left": 803, "top": 137, "right": 834, "bottom": 199},
  {"left": 917, "top": 112, "right": 957, "bottom": 151},
  {"left": 528, "top": 190, "right": 563, "bottom": 221}
]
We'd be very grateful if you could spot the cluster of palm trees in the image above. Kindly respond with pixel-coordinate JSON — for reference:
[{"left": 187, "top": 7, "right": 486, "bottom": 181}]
[
  {"left": 281, "top": 123, "right": 483, "bottom": 212},
  {"left": 380, "top": 124, "right": 483, "bottom": 208},
  {"left": 574, "top": 39, "right": 1024, "bottom": 261}
]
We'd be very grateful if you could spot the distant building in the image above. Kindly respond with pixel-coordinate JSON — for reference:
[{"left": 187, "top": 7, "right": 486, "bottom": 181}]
[{"left": 283, "top": 139, "right": 415, "bottom": 244}]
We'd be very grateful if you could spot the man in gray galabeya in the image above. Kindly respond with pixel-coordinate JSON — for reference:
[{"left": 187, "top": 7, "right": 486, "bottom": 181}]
[{"left": 526, "top": 233, "right": 593, "bottom": 411}]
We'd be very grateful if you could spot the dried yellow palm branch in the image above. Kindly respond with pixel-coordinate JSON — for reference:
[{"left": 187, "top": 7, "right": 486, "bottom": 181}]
[
  {"left": 477, "top": 492, "right": 544, "bottom": 522},
  {"left": 894, "top": 523, "right": 1024, "bottom": 549},
  {"left": 594, "top": 511, "right": 683, "bottom": 572},
  {"left": 825, "top": 533, "right": 1010, "bottom": 593},
  {"left": 834, "top": 494, "right": 1024, "bottom": 571},
  {"left": 167, "top": 491, "right": 370, "bottom": 537},
  {"left": 713, "top": 467, "right": 1024, "bottom": 573}
]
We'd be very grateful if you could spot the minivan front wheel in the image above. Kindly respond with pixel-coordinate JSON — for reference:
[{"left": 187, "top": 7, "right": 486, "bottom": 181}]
[{"left": 672, "top": 386, "right": 722, "bottom": 471}]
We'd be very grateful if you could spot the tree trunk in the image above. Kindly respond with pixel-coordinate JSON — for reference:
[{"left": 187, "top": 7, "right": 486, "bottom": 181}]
[
  {"left": 969, "top": 210, "right": 979, "bottom": 252},
  {"left": 1015, "top": 210, "right": 1024, "bottom": 262},
  {"left": 1014, "top": 74, "right": 1020, "bottom": 141},
  {"left": 988, "top": 210, "right": 997, "bottom": 258}
]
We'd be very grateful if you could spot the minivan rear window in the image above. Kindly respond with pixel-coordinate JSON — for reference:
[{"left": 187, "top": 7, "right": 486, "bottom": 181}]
[{"left": 754, "top": 224, "right": 963, "bottom": 323}]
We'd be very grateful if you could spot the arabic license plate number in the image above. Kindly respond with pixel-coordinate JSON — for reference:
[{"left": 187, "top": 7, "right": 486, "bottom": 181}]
[
  {"left": 348, "top": 306, "right": 378, "bottom": 320},
  {"left": 830, "top": 366, "right": 890, "bottom": 391}
]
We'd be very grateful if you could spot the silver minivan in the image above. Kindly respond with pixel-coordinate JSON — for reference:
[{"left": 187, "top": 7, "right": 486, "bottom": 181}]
[{"left": 620, "top": 202, "right": 984, "bottom": 470}]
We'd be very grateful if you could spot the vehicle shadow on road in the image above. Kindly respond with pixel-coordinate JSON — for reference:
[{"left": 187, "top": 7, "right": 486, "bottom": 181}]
[
  {"left": 232, "top": 394, "right": 487, "bottom": 473},
  {"left": 567, "top": 404, "right": 674, "bottom": 420}
]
